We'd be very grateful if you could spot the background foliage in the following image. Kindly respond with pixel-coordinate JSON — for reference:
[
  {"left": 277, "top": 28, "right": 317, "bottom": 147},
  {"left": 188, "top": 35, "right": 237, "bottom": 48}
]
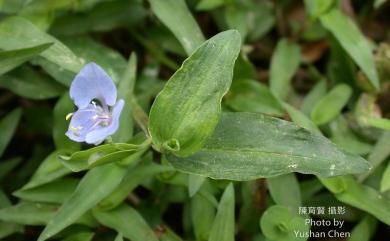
[{"left": 0, "top": 0, "right": 390, "bottom": 240}]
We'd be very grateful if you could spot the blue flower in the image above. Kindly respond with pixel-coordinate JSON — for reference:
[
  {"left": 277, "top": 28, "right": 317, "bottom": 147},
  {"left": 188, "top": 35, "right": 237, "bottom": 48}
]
[{"left": 66, "top": 62, "right": 124, "bottom": 145}]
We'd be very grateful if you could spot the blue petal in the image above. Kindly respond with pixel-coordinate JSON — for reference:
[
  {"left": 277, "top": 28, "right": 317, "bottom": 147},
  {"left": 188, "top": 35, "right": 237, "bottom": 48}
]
[
  {"left": 85, "top": 99, "right": 125, "bottom": 144},
  {"left": 65, "top": 105, "right": 100, "bottom": 142},
  {"left": 70, "top": 62, "right": 117, "bottom": 109}
]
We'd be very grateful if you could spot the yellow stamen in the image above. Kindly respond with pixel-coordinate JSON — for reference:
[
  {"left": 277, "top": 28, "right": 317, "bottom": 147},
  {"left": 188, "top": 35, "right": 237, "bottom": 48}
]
[{"left": 65, "top": 113, "right": 74, "bottom": 121}]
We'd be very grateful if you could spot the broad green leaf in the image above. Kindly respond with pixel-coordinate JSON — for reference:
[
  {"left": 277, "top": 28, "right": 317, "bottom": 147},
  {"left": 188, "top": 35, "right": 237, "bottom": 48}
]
[
  {"left": 268, "top": 173, "right": 301, "bottom": 210},
  {"left": 196, "top": 0, "right": 225, "bottom": 11},
  {"left": 0, "top": 16, "right": 82, "bottom": 72},
  {"left": 60, "top": 143, "right": 146, "bottom": 172},
  {"left": 300, "top": 79, "right": 327, "bottom": 116},
  {"left": 62, "top": 232, "right": 95, "bottom": 241},
  {"left": 188, "top": 175, "right": 206, "bottom": 197},
  {"left": 209, "top": 183, "right": 235, "bottom": 241},
  {"left": 311, "top": 84, "right": 352, "bottom": 125},
  {"left": 112, "top": 53, "right": 137, "bottom": 143},
  {"left": 380, "top": 160, "right": 390, "bottom": 192},
  {"left": 38, "top": 164, "right": 128, "bottom": 241},
  {"left": 0, "top": 108, "right": 22, "bottom": 158},
  {"left": 320, "top": 175, "right": 390, "bottom": 225},
  {"left": 97, "top": 163, "right": 173, "bottom": 210},
  {"left": 0, "top": 42, "right": 52, "bottom": 75},
  {"left": 349, "top": 215, "right": 377, "bottom": 241},
  {"left": 167, "top": 112, "right": 370, "bottom": 180},
  {"left": 269, "top": 38, "right": 300, "bottom": 100},
  {"left": 53, "top": 94, "right": 81, "bottom": 151},
  {"left": 320, "top": 9, "right": 379, "bottom": 89},
  {"left": 260, "top": 205, "right": 308, "bottom": 241},
  {"left": 149, "top": 30, "right": 241, "bottom": 157},
  {"left": 13, "top": 178, "right": 78, "bottom": 204},
  {"left": 149, "top": 0, "right": 205, "bottom": 55},
  {"left": 304, "top": 0, "right": 334, "bottom": 17},
  {"left": 22, "top": 150, "right": 72, "bottom": 190},
  {"left": 0, "top": 157, "right": 21, "bottom": 180},
  {"left": 226, "top": 79, "right": 285, "bottom": 117},
  {"left": 93, "top": 204, "right": 159, "bottom": 241},
  {"left": 0, "top": 66, "right": 64, "bottom": 99}
]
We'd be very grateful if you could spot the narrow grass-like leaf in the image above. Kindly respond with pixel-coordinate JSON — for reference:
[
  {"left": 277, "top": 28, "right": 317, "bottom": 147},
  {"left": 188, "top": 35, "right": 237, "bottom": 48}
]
[
  {"left": 0, "top": 42, "right": 52, "bottom": 75},
  {"left": 0, "top": 108, "right": 22, "bottom": 158},
  {"left": 149, "top": 30, "right": 241, "bottom": 156},
  {"left": 380, "top": 161, "right": 390, "bottom": 192},
  {"left": 0, "top": 202, "right": 58, "bottom": 226},
  {"left": 282, "top": 102, "right": 321, "bottom": 134},
  {"left": 196, "top": 0, "right": 225, "bottom": 11},
  {"left": 269, "top": 38, "right": 300, "bottom": 100},
  {"left": 93, "top": 204, "right": 159, "bottom": 241},
  {"left": 22, "top": 150, "right": 72, "bottom": 190},
  {"left": 0, "top": 157, "right": 21, "bottom": 180},
  {"left": 349, "top": 215, "right": 377, "bottom": 241},
  {"left": 38, "top": 164, "right": 128, "bottom": 241},
  {"left": 149, "top": 0, "right": 205, "bottom": 55},
  {"left": 311, "top": 84, "right": 352, "bottom": 125},
  {"left": 0, "top": 66, "right": 64, "bottom": 100},
  {"left": 188, "top": 175, "right": 206, "bottom": 197},
  {"left": 268, "top": 173, "right": 301, "bottom": 210},
  {"left": 300, "top": 79, "right": 327, "bottom": 116},
  {"left": 167, "top": 112, "right": 370, "bottom": 180},
  {"left": 13, "top": 178, "right": 78, "bottom": 204},
  {"left": 62, "top": 232, "right": 95, "bottom": 241},
  {"left": 0, "top": 16, "right": 82, "bottom": 72},
  {"left": 320, "top": 175, "right": 390, "bottom": 225},
  {"left": 209, "top": 183, "right": 235, "bottom": 241},
  {"left": 320, "top": 9, "right": 379, "bottom": 89},
  {"left": 60, "top": 143, "right": 145, "bottom": 172}
]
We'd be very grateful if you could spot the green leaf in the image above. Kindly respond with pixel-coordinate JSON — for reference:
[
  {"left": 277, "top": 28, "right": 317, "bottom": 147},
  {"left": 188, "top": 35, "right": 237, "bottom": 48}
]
[
  {"left": 159, "top": 228, "right": 183, "bottom": 241},
  {"left": 167, "top": 112, "right": 370, "bottom": 180},
  {"left": 380, "top": 160, "right": 390, "bottom": 192},
  {"left": 366, "top": 117, "right": 390, "bottom": 130},
  {"left": 349, "top": 215, "right": 377, "bottom": 241},
  {"left": 112, "top": 53, "right": 137, "bottom": 143},
  {"left": 188, "top": 175, "right": 206, "bottom": 197},
  {"left": 260, "top": 205, "right": 309, "bottom": 241},
  {"left": 13, "top": 178, "right": 79, "bottom": 204},
  {"left": 0, "top": 157, "right": 21, "bottom": 180},
  {"left": 0, "top": 66, "right": 64, "bottom": 100},
  {"left": 97, "top": 162, "right": 173, "bottom": 210},
  {"left": 282, "top": 102, "right": 321, "bottom": 134},
  {"left": 32, "top": 37, "right": 127, "bottom": 86},
  {"left": 38, "top": 164, "right": 128, "bottom": 241},
  {"left": 62, "top": 232, "right": 95, "bottom": 241},
  {"left": 0, "top": 16, "right": 82, "bottom": 73},
  {"left": 311, "top": 84, "right": 352, "bottom": 125},
  {"left": 300, "top": 79, "right": 327, "bottom": 116},
  {"left": 0, "top": 108, "right": 22, "bottom": 158},
  {"left": 0, "top": 42, "right": 52, "bottom": 75},
  {"left": 209, "top": 183, "right": 235, "bottom": 241},
  {"left": 22, "top": 150, "right": 72, "bottom": 190},
  {"left": 196, "top": 0, "right": 225, "bottom": 11},
  {"left": 93, "top": 204, "right": 159, "bottom": 241},
  {"left": 268, "top": 173, "right": 301, "bottom": 210},
  {"left": 304, "top": 0, "right": 334, "bottom": 17},
  {"left": 53, "top": 94, "right": 81, "bottom": 151},
  {"left": 269, "top": 38, "right": 300, "bottom": 100},
  {"left": 149, "top": 0, "right": 205, "bottom": 55},
  {"left": 114, "top": 233, "right": 123, "bottom": 241},
  {"left": 149, "top": 30, "right": 241, "bottom": 157},
  {"left": 374, "top": 0, "right": 387, "bottom": 8},
  {"left": 60, "top": 143, "right": 146, "bottom": 172},
  {"left": 226, "top": 79, "right": 285, "bottom": 117},
  {"left": 0, "top": 202, "right": 58, "bottom": 226},
  {"left": 320, "top": 9, "right": 379, "bottom": 89},
  {"left": 320, "top": 175, "right": 390, "bottom": 226}
]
